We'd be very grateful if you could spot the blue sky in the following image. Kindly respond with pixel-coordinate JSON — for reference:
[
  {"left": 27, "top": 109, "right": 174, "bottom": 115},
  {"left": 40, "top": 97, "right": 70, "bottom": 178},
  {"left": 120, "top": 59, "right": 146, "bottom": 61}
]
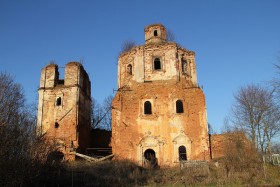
[{"left": 0, "top": 0, "right": 280, "bottom": 132}]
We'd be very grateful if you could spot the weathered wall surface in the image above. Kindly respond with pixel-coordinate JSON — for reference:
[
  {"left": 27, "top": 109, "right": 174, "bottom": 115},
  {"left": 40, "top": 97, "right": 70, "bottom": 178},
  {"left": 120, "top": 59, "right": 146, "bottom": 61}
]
[
  {"left": 37, "top": 62, "right": 91, "bottom": 160},
  {"left": 210, "top": 134, "right": 225, "bottom": 159},
  {"left": 118, "top": 43, "right": 197, "bottom": 88},
  {"left": 210, "top": 132, "right": 251, "bottom": 160},
  {"left": 112, "top": 24, "right": 210, "bottom": 166},
  {"left": 112, "top": 81, "right": 210, "bottom": 166}
]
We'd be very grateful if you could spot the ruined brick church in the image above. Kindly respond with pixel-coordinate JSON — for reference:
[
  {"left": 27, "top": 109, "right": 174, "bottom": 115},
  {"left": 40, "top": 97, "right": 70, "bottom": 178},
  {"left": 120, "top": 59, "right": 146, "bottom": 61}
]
[
  {"left": 111, "top": 24, "right": 210, "bottom": 166},
  {"left": 37, "top": 24, "right": 211, "bottom": 165}
]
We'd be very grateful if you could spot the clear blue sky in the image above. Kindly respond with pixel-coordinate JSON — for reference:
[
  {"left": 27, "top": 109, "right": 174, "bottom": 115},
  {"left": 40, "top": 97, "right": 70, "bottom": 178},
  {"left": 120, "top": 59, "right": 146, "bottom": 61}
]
[{"left": 1, "top": 0, "right": 280, "bottom": 132}]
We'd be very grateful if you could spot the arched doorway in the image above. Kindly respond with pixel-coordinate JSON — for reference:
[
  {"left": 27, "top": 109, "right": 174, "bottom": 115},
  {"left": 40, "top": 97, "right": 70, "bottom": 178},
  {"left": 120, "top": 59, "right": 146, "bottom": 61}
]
[{"left": 144, "top": 149, "right": 158, "bottom": 168}]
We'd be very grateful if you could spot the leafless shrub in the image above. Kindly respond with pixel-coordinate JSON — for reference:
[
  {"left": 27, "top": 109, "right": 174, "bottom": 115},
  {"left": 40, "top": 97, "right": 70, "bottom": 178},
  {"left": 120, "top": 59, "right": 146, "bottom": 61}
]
[
  {"left": 166, "top": 28, "right": 176, "bottom": 42},
  {"left": 120, "top": 40, "right": 137, "bottom": 54}
]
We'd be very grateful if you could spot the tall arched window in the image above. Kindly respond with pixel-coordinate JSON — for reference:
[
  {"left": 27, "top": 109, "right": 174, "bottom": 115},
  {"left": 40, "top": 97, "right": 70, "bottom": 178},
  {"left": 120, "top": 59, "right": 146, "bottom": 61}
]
[
  {"left": 154, "top": 30, "right": 158, "bottom": 36},
  {"left": 144, "top": 101, "right": 152, "bottom": 115},
  {"left": 179, "top": 146, "right": 187, "bottom": 161},
  {"left": 127, "top": 64, "right": 132, "bottom": 75},
  {"left": 56, "top": 97, "right": 61, "bottom": 106},
  {"left": 176, "top": 100, "right": 184, "bottom": 113},
  {"left": 154, "top": 58, "right": 161, "bottom": 70}
]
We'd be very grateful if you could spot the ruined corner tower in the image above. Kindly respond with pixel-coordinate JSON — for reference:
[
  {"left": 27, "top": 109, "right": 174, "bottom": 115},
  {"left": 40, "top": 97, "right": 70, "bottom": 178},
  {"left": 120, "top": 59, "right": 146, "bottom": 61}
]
[
  {"left": 37, "top": 62, "right": 91, "bottom": 160},
  {"left": 111, "top": 24, "right": 210, "bottom": 166}
]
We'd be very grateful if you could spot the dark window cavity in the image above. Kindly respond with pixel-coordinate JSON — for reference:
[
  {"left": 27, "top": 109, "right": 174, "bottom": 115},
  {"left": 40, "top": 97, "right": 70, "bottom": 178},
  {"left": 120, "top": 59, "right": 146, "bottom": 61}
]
[
  {"left": 176, "top": 100, "right": 184, "bottom": 113},
  {"left": 144, "top": 101, "right": 152, "bottom": 115},
  {"left": 179, "top": 146, "right": 187, "bottom": 161},
  {"left": 127, "top": 64, "right": 132, "bottom": 75},
  {"left": 56, "top": 97, "right": 61, "bottom": 106},
  {"left": 154, "top": 58, "right": 161, "bottom": 70},
  {"left": 154, "top": 30, "right": 158, "bottom": 36},
  {"left": 55, "top": 122, "right": 59, "bottom": 128},
  {"left": 144, "top": 149, "right": 156, "bottom": 161}
]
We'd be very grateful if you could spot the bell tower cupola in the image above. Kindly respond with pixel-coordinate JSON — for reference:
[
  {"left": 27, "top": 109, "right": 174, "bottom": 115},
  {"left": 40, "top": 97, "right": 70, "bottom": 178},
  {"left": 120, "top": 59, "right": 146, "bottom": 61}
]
[{"left": 144, "top": 24, "right": 167, "bottom": 44}]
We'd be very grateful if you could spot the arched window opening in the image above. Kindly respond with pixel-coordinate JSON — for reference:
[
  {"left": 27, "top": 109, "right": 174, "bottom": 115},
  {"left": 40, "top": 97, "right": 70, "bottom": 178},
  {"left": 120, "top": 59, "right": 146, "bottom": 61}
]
[
  {"left": 144, "top": 149, "right": 156, "bottom": 161},
  {"left": 154, "top": 30, "right": 158, "bottom": 36},
  {"left": 55, "top": 122, "right": 59, "bottom": 128},
  {"left": 182, "top": 60, "right": 187, "bottom": 74},
  {"left": 176, "top": 100, "right": 184, "bottom": 113},
  {"left": 154, "top": 58, "right": 161, "bottom": 70},
  {"left": 127, "top": 64, "right": 132, "bottom": 75},
  {"left": 56, "top": 97, "right": 61, "bottom": 106},
  {"left": 179, "top": 146, "right": 187, "bottom": 161},
  {"left": 144, "top": 149, "right": 158, "bottom": 168},
  {"left": 144, "top": 101, "right": 152, "bottom": 115}
]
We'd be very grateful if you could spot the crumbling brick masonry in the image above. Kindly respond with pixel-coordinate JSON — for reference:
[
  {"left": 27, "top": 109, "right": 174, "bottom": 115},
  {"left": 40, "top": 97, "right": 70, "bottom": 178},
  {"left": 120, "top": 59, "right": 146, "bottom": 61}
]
[{"left": 111, "top": 24, "right": 210, "bottom": 166}]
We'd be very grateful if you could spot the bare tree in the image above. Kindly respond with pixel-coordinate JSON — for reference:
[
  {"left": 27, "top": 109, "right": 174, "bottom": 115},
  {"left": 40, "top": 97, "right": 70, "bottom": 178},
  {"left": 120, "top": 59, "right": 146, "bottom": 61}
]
[
  {"left": 0, "top": 72, "right": 52, "bottom": 186},
  {"left": 91, "top": 97, "right": 103, "bottom": 129},
  {"left": 0, "top": 73, "right": 25, "bottom": 127},
  {"left": 229, "top": 84, "right": 280, "bottom": 153},
  {"left": 91, "top": 95, "right": 113, "bottom": 130},
  {"left": 101, "top": 95, "right": 113, "bottom": 130},
  {"left": 271, "top": 61, "right": 280, "bottom": 103}
]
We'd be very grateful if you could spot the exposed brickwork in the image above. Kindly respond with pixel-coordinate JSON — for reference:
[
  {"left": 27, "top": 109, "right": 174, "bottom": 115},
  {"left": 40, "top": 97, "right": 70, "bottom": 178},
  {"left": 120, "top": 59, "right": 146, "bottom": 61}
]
[
  {"left": 112, "top": 24, "right": 210, "bottom": 166},
  {"left": 210, "top": 134, "right": 225, "bottom": 159},
  {"left": 210, "top": 132, "right": 250, "bottom": 160},
  {"left": 37, "top": 62, "right": 91, "bottom": 160}
]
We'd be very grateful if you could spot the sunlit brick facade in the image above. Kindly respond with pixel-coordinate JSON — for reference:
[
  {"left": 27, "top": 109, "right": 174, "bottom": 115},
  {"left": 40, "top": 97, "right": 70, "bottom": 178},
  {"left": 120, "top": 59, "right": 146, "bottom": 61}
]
[{"left": 111, "top": 24, "right": 210, "bottom": 166}]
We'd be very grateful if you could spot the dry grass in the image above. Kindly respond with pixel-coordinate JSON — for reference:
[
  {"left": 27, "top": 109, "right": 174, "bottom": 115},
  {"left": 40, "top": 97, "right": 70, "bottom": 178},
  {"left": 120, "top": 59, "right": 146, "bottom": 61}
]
[{"left": 26, "top": 159, "right": 280, "bottom": 187}]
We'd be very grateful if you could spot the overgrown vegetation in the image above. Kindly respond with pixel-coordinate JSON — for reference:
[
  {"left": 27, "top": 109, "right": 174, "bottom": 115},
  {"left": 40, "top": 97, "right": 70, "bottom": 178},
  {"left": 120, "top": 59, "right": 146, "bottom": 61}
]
[
  {"left": 0, "top": 72, "right": 54, "bottom": 186},
  {"left": 10, "top": 131, "right": 277, "bottom": 186},
  {"left": 20, "top": 159, "right": 280, "bottom": 186},
  {"left": 120, "top": 40, "right": 137, "bottom": 54}
]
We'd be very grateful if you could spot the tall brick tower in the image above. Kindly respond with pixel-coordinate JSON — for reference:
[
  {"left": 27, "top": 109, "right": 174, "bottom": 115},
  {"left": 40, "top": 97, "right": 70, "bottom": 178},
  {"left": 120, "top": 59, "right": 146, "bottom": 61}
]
[
  {"left": 37, "top": 62, "right": 91, "bottom": 160},
  {"left": 111, "top": 24, "right": 210, "bottom": 166}
]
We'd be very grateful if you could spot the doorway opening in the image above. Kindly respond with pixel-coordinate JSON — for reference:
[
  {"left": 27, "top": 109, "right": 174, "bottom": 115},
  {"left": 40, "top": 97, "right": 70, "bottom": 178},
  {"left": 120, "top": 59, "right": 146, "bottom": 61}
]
[
  {"left": 144, "top": 149, "right": 158, "bottom": 168},
  {"left": 47, "top": 151, "right": 64, "bottom": 163}
]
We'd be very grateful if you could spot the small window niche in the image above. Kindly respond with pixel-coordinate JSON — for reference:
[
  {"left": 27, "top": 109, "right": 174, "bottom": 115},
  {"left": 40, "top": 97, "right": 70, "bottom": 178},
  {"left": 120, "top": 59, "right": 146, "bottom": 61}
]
[
  {"left": 182, "top": 60, "right": 187, "bottom": 74},
  {"left": 176, "top": 100, "right": 184, "bottom": 113},
  {"left": 127, "top": 64, "right": 132, "bottom": 75},
  {"left": 55, "top": 122, "right": 59, "bottom": 128},
  {"left": 56, "top": 97, "right": 62, "bottom": 106},
  {"left": 154, "top": 58, "right": 161, "bottom": 70},
  {"left": 154, "top": 30, "right": 158, "bottom": 36},
  {"left": 179, "top": 146, "right": 187, "bottom": 161},
  {"left": 144, "top": 101, "right": 152, "bottom": 115}
]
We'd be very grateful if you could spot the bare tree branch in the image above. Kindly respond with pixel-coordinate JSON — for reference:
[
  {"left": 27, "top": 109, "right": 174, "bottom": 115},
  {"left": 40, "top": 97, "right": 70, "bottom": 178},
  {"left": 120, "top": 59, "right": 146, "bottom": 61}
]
[{"left": 228, "top": 84, "right": 280, "bottom": 154}]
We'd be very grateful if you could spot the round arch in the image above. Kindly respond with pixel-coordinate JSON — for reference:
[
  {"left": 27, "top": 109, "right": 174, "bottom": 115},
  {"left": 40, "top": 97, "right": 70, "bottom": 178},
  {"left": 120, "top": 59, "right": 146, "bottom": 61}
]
[{"left": 144, "top": 149, "right": 158, "bottom": 168}]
